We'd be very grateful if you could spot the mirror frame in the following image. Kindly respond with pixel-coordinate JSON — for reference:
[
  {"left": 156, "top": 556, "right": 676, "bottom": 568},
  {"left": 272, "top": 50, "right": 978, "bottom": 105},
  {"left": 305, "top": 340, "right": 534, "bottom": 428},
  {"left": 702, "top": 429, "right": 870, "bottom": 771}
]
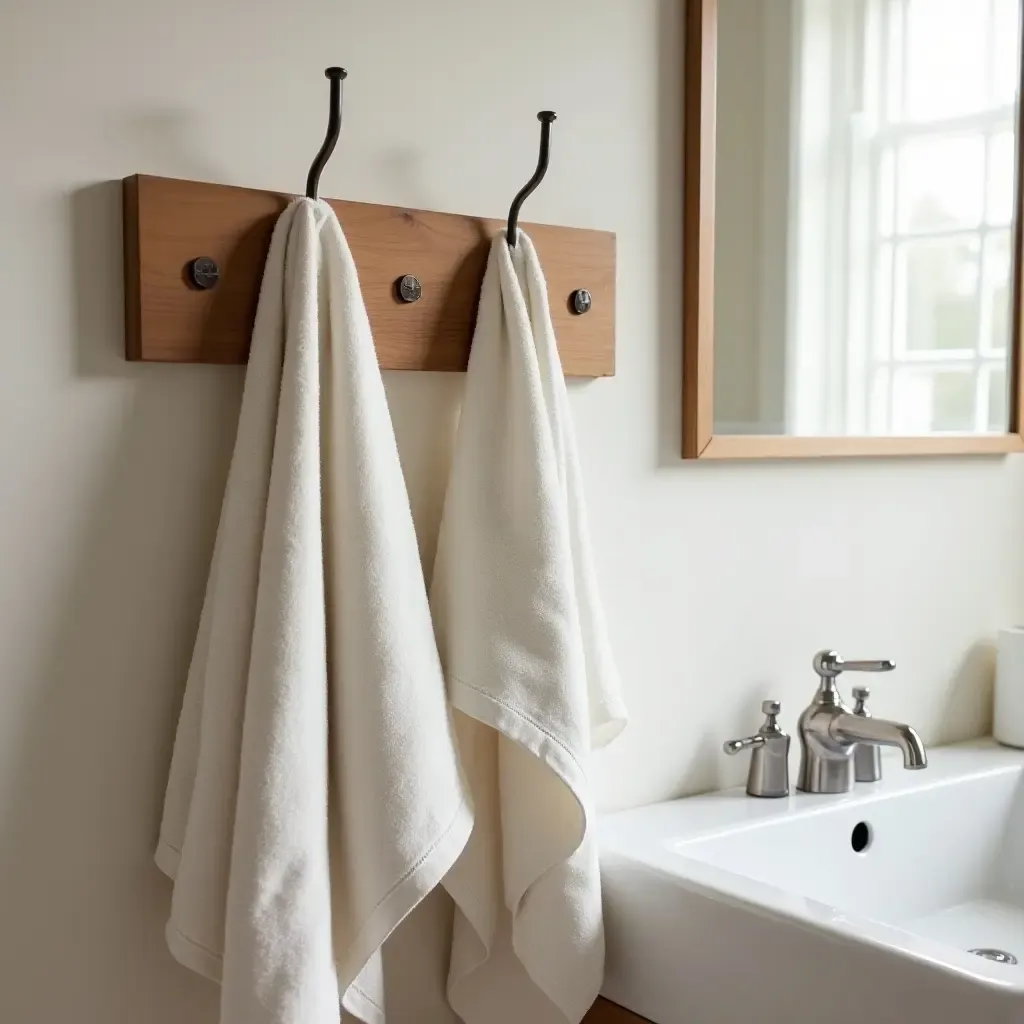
[{"left": 683, "top": 0, "right": 1024, "bottom": 459}]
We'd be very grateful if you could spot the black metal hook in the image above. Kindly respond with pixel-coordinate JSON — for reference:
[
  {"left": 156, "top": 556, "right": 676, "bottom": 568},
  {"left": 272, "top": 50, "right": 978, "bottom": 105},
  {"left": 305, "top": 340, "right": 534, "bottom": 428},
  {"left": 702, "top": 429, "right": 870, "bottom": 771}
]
[
  {"left": 306, "top": 67, "right": 348, "bottom": 200},
  {"left": 506, "top": 111, "right": 556, "bottom": 247}
]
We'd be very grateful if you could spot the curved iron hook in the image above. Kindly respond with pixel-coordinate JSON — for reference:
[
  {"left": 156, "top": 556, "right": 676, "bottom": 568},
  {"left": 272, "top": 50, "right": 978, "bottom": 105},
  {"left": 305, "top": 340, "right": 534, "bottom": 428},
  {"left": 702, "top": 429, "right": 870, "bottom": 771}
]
[
  {"left": 506, "top": 111, "right": 557, "bottom": 247},
  {"left": 306, "top": 67, "right": 348, "bottom": 200}
]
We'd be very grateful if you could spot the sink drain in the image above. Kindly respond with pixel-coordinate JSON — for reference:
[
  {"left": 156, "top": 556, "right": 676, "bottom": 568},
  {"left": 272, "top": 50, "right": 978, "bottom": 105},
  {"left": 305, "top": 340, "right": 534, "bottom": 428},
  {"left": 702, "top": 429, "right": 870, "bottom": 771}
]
[{"left": 970, "top": 948, "right": 1018, "bottom": 965}]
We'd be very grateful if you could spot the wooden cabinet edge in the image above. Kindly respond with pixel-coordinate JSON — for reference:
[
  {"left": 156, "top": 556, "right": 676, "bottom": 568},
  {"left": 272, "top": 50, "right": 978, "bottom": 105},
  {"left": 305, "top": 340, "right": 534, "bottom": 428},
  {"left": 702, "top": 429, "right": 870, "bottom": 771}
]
[
  {"left": 584, "top": 996, "right": 654, "bottom": 1022},
  {"left": 122, "top": 175, "right": 142, "bottom": 360}
]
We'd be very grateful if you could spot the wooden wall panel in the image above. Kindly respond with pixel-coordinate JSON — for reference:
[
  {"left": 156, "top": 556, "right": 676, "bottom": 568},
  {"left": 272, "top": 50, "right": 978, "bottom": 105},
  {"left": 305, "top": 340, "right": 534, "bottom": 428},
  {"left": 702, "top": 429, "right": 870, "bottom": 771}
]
[{"left": 123, "top": 174, "right": 616, "bottom": 376}]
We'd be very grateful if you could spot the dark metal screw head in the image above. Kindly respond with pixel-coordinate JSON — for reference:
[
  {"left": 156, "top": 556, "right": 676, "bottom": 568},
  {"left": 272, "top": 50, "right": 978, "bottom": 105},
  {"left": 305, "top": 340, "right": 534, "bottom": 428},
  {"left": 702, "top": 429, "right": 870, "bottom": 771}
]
[
  {"left": 538, "top": 110, "right": 557, "bottom": 123},
  {"left": 325, "top": 67, "right": 348, "bottom": 81},
  {"left": 189, "top": 257, "right": 220, "bottom": 290},
  {"left": 396, "top": 275, "right": 422, "bottom": 303},
  {"left": 571, "top": 288, "right": 592, "bottom": 315}
]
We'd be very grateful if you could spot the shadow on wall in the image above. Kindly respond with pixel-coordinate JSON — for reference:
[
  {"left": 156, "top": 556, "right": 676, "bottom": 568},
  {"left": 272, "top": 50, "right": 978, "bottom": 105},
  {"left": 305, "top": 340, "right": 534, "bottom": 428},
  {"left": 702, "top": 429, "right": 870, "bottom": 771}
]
[
  {"left": 935, "top": 640, "right": 996, "bottom": 744},
  {"left": 0, "top": 182, "right": 239, "bottom": 1023}
]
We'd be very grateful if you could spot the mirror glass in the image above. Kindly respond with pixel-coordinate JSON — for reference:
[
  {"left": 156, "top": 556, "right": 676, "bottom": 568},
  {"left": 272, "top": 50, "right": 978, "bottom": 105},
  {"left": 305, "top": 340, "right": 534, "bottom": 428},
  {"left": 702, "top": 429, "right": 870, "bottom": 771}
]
[{"left": 713, "top": 0, "right": 1022, "bottom": 437}]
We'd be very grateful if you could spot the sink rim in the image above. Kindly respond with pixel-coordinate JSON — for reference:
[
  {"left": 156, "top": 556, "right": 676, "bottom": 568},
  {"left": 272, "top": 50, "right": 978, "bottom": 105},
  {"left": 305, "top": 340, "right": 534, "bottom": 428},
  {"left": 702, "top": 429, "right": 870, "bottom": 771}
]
[{"left": 599, "top": 740, "right": 1024, "bottom": 995}]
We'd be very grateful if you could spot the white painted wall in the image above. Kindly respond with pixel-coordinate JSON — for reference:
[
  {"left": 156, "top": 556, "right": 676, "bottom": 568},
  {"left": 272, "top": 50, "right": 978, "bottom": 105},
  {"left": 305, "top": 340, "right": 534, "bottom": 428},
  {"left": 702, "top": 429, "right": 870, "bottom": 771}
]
[{"left": 2, "top": 1, "right": 1023, "bottom": 1022}]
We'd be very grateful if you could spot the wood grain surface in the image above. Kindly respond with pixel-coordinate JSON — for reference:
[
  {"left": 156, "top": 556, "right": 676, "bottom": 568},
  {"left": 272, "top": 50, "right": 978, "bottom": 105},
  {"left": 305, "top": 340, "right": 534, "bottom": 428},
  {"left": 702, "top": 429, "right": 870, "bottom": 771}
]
[
  {"left": 682, "top": 0, "right": 718, "bottom": 457},
  {"left": 701, "top": 433, "right": 1024, "bottom": 459},
  {"left": 123, "top": 174, "right": 615, "bottom": 376},
  {"left": 584, "top": 997, "right": 654, "bottom": 1023}
]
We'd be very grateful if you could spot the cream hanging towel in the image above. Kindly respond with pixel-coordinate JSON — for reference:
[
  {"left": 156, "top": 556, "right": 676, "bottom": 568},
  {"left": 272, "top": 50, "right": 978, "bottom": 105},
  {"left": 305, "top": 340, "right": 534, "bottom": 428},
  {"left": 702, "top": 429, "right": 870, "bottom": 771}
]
[
  {"left": 431, "top": 230, "right": 627, "bottom": 1024},
  {"left": 156, "top": 198, "right": 472, "bottom": 1024}
]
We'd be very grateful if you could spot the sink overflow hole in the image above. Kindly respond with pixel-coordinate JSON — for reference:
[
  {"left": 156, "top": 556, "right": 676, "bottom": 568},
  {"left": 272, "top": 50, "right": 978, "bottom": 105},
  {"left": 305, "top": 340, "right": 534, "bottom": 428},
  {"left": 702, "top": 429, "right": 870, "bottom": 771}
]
[
  {"left": 851, "top": 822, "right": 872, "bottom": 853},
  {"left": 970, "top": 948, "right": 1018, "bottom": 965}
]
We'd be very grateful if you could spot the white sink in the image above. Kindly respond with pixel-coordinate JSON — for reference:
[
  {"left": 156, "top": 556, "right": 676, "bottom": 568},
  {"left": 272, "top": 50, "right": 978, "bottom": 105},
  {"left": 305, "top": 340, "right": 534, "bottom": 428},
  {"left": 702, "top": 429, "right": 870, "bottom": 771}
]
[{"left": 599, "top": 741, "right": 1024, "bottom": 1024}]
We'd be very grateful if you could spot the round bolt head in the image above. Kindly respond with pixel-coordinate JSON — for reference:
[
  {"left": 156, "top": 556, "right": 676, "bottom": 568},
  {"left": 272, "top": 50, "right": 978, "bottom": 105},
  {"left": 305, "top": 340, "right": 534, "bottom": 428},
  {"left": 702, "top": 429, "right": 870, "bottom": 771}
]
[
  {"left": 571, "top": 288, "right": 592, "bottom": 315},
  {"left": 762, "top": 700, "right": 781, "bottom": 716},
  {"left": 853, "top": 686, "right": 871, "bottom": 701},
  {"left": 189, "top": 256, "right": 220, "bottom": 290},
  {"left": 396, "top": 275, "right": 422, "bottom": 303}
]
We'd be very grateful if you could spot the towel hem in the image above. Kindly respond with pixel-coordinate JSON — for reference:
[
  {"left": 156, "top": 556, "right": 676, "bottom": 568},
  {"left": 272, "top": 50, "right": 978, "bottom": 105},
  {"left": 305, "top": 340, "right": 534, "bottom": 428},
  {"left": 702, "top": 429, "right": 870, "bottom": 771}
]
[
  {"left": 342, "top": 983, "right": 385, "bottom": 1024},
  {"left": 155, "top": 837, "right": 182, "bottom": 880},
  {"left": 158, "top": 799, "right": 472, "bottom": 1024},
  {"left": 165, "top": 921, "right": 224, "bottom": 983},
  {"left": 163, "top": 922, "right": 386, "bottom": 1024},
  {"left": 449, "top": 674, "right": 589, "bottom": 812},
  {"left": 335, "top": 795, "right": 474, "bottom": 986}
]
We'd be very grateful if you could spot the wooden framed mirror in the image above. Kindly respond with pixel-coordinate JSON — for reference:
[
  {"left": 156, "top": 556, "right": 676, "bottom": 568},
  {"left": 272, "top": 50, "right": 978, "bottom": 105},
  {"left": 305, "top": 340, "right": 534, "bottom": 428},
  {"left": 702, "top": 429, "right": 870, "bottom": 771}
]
[{"left": 683, "top": 0, "right": 1024, "bottom": 458}]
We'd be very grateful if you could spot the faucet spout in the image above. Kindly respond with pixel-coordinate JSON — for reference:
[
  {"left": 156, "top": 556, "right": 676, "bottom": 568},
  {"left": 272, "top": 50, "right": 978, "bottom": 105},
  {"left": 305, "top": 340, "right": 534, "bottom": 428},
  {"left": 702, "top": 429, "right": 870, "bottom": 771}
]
[{"left": 832, "top": 714, "right": 928, "bottom": 770}]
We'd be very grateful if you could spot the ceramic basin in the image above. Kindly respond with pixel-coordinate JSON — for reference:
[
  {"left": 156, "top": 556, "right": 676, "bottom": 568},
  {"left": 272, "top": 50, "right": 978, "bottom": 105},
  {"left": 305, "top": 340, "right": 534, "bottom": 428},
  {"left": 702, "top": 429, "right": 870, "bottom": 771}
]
[{"left": 598, "top": 741, "right": 1024, "bottom": 1024}]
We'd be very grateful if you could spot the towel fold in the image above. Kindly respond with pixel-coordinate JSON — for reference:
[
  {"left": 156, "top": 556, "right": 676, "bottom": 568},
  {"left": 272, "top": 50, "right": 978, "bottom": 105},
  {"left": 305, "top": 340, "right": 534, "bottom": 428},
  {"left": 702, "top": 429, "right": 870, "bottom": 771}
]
[
  {"left": 156, "top": 198, "right": 472, "bottom": 1024},
  {"left": 431, "top": 230, "right": 627, "bottom": 1024}
]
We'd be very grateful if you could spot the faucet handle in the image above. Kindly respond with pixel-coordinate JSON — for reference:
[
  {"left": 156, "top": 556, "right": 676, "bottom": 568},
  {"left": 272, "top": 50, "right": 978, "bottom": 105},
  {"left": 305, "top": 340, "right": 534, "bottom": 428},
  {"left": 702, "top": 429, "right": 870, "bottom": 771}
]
[
  {"left": 852, "top": 685, "right": 871, "bottom": 708},
  {"left": 813, "top": 650, "right": 895, "bottom": 680},
  {"left": 723, "top": 700, "right": 790, "bottom": 798},
  {"left": 723, "top": 734, "right": 766, "bottom": 756},
  {"left": 723, "top": 700, "right": 786, "bottom": 751},
  {"left": 851, "top": 686, "right": 883, "bottom": 783}
]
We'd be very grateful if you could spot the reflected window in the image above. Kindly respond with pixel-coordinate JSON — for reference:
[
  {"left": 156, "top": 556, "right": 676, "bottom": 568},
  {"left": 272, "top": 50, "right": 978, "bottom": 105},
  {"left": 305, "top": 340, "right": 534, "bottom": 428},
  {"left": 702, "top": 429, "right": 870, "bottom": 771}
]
[{"left": 788, "top": 0, "right": 1019, "bottom": 435}]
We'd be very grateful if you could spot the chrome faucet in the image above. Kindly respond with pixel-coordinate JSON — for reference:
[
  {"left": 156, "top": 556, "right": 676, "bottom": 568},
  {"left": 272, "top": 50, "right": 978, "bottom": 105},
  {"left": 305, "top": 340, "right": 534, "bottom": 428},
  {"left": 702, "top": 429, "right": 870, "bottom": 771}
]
[
  {"left": 797, "top": 650, "right": 928, "bottom": 794},
  {"left": 724, "top": 700, "right": 791, "bottom": 798}
]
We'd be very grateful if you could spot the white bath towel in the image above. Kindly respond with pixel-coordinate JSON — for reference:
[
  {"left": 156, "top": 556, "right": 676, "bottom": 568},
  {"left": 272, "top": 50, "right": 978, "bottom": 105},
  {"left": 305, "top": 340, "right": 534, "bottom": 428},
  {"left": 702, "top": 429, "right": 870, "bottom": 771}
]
[
  {"left": 431, "top": 230, "right": 627, "bottom": 1024},
  {"left": 155, "top": 198, "right": 472, "bottom": 1024}
]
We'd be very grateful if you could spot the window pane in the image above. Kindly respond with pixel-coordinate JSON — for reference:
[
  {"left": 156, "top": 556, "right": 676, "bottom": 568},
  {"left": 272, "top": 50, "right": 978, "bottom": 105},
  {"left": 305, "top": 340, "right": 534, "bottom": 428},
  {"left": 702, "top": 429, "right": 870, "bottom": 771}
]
[
  {"left": 873, "top": 242, "right": 894, "bottom": 360},
  {"left": 878, "top": 146, "right": 896, "bottom": 236},
  {"left": 892, "top": 369, "right": 975, "bottom": 433},
  {"left": 987, "top": 131, "right": 1017, "bottom": 226},
  {"left": 904, "top": 0, "right": 987, "bottom": 121},
  {"left": 869, "top": 367, "right": 892, "bottom": 435},
  {"left": 988, "top": 366, "right": 1009, "bottom": 432},
  {"left": 894, "top": 238, "right": 981, "bottom": 353},
  {"left": 897, "top": 136, "right": 985, "bottom": 233},
  {"left": 884, "top": 0, "right": 904, "bottom": 124},
  {"left": 994, "top": 0, "right": 1022, "bottom": 106},
  {"left": 983, "top": 231, "right": 1012, "bottom": 353}
]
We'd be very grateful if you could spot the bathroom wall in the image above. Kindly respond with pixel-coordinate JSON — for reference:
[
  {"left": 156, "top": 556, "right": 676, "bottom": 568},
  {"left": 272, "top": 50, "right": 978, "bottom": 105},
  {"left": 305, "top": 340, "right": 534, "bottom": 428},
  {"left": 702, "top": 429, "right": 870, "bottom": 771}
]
[{"left": 2, "top": 1, "right": 1024, "bottom": 1022}]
